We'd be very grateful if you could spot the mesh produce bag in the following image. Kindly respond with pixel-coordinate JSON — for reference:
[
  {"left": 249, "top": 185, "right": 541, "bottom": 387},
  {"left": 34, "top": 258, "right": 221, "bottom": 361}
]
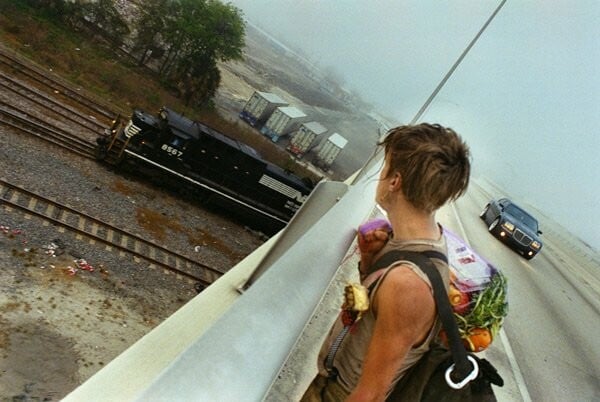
[{"left": 443, "top": 228, "right": 509, "bottom": 352}]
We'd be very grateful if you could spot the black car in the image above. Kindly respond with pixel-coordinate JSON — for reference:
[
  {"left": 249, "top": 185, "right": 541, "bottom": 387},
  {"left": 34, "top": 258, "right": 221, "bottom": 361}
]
[{"left": 480, "top": 198, "right": 543, "bottom": 259}]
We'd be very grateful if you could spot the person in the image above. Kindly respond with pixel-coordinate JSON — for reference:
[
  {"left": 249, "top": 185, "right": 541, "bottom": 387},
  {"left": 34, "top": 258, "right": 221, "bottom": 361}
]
[{"left": 300, "top": 123, "right": 471, "bottom": 401}]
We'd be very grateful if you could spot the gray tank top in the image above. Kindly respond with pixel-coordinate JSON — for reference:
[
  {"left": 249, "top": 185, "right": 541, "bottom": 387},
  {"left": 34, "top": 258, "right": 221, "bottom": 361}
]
[{"left": 318, "top": 231, "right": 449, "bottom": 398}]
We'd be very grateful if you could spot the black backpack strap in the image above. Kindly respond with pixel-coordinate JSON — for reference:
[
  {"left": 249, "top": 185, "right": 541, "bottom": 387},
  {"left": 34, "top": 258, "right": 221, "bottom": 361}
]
[
  {"left": 371, "top": 249, "right": 448, "bottom": 271},
  {"left": 367, "top": 250, "right": 447, "bottom": 293},
  {"left": 369, "top": 250, "right": 474, "bottom": 382}
]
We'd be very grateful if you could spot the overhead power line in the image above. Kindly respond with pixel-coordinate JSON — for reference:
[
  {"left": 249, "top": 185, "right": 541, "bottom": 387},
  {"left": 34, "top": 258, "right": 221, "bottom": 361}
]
[
  {"left": 351, "top": 0, "right": 507, "bottom": 185},
  {"left": 410, "top": 0, "right": 508, "bottom": 124}
]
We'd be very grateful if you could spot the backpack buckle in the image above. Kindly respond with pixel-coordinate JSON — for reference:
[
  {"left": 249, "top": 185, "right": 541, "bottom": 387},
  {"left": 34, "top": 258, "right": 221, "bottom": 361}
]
[{"left": 445, "top": 355, "right": 479, "bottom": 389}]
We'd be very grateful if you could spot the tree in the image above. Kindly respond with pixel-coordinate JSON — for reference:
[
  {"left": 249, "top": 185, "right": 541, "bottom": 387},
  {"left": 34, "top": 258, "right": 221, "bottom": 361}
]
[
  {"left": 177, "top": 58, "right": 221, "bottom": 107},
  {"left": 200, "top": 0, "right": 245, "bottom": 62},
  {"left": 146, "top": 0, "right": 245, "bottom": 106},
  {"left": 78, "top": 0, "right": 130, "bottom": 45},
  {"left": 131, "top": 0, "right": 171, "bottom": 66}
]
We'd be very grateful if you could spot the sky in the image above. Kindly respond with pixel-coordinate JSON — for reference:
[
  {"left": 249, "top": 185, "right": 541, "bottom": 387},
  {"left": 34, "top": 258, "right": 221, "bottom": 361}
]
[{"left": 229, "top": 0, "right": 600, "bottom": 250}]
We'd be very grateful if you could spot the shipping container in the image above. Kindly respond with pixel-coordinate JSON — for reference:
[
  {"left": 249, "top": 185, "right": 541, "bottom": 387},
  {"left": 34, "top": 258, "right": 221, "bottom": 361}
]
[
  {"left": 239, "top": 91, "right": 288, "bottom": 127},
  {"left": 287, "top": 121, "right": 327, "bottom": 157},
  {"left": 260, "top": 106, "right": 307, "bottom": 142},
  {"left": 315, "top": 133, "right": 348, "bottom": 167}
]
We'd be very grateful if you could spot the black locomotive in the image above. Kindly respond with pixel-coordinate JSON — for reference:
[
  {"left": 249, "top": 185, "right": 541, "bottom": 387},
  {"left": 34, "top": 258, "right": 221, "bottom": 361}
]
[{"left": 96, "top": 107, "right": 315, "bottom": 232}]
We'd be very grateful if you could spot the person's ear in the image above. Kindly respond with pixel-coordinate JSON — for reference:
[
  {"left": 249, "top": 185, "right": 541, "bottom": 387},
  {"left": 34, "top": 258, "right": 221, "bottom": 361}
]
[{"left": 389, "top": 172, "right": 402, "bottom": 192}]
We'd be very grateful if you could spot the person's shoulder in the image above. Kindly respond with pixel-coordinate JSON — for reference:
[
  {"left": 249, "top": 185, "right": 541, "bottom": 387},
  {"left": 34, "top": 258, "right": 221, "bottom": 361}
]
[
  {"left": 374, "top": 264, "right": 435, "bottom": 321},
  {"left": 385, "top": 262, "right": 427, "bottom": 282},
  {"left": 377, "top": 264, "right": 432, "bottom": 300}
]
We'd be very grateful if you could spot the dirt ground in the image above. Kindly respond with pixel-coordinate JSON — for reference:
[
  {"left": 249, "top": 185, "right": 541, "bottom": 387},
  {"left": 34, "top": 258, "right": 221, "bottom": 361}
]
[
  {"left": 0, "top": 225, "right": 168, "bottom": 399},
  {"left": 0, "top": 235, "right": 142, "bottom": 399}
]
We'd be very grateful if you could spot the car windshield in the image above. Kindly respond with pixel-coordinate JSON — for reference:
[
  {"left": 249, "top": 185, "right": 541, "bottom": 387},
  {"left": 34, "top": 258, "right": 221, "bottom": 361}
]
[{"left": 505, "top": 204, "right": 538, "bottom": 231}]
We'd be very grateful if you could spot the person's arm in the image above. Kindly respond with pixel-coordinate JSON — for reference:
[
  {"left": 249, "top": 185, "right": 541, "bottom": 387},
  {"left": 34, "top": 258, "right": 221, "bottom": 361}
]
[{"left": 346, "top": 266, "right": 436, "bottom": 402}]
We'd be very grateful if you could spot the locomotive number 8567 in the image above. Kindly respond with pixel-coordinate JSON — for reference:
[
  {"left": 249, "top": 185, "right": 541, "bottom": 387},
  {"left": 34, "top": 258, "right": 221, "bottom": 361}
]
[{"left": 96, "top": 107, "right": 315, "bottom": 233}]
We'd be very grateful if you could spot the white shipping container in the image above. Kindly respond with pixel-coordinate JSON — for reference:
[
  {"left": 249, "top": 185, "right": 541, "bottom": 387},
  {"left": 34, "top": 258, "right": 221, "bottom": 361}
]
[
  {"left": 288, "top": 121, "right": 327, "bottom": 156},
  {"left": 260, "top": 106, "right": 307, "bottom": 141},
  {"left": 239, "top": 91, "right": 287, "bottom": 126},
  {"left": 316, "top": 133, "right": 348, "bottom": 166}
]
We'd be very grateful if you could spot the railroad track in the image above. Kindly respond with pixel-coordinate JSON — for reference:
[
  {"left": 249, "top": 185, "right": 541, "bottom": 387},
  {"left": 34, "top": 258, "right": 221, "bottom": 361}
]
[
  {"left": 0, "top": 178, "right": 222, "bottom": 288},
  {"left": 0, "top": 100, "right": 97, "bottom": 159},
  {"left": 0, "top": 47, "right": 118, "bottom": 121},
  {"left": 0, "top": 71, "right": 106, "bottom": 133}
]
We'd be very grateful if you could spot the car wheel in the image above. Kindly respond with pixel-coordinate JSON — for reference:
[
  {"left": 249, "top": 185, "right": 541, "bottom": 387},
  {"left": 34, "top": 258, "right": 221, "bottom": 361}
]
[
  {"left": 488, "top": 217, "right": 500, "bottom": 233},
  {"left": 479, "top": 204, "right": 490, "bottom": 220}
]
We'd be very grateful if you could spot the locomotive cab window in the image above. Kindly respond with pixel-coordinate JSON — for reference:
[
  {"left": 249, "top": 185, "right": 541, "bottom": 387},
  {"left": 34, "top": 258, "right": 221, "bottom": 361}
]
[{"left": 169, "top": 137, "right": 185, "bottom": 148}]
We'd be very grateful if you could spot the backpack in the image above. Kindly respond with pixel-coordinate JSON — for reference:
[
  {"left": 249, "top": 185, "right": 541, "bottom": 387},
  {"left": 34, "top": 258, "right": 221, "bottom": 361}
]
[{"left": 369, "top": 250, "right": 505, "bottom": 401}]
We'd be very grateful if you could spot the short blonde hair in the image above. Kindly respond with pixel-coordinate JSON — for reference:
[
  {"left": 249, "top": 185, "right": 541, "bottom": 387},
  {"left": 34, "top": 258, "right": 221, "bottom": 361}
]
[{"left": 379, "top": 123, "right": 471, "bottom": 213}]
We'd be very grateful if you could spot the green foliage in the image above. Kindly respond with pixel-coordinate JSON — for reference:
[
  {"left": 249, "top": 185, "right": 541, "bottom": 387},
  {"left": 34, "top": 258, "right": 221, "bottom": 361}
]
[
  {"left": 25, "top": 0, "right": 74, "bottom": 19},
  {"left": 18, "top": 0, "right": 245, "bottom": 107},
  {"left": 455, "top": 271, "right": 508, "bottom": 339},
  {"left": 138, "top": 0, "right": 245, "bottom": 105},
  {"left": 178, "top": 59, "right": 221, "bottom": 107},
  {"left": 117, "top": 0, "right": 247, "bottom": 108},
  {"left": 131, "top": 0, "right": 171, "bottom": 65},
  {"left": 200, "top": 0, "right": 245, "bottom": 62}
]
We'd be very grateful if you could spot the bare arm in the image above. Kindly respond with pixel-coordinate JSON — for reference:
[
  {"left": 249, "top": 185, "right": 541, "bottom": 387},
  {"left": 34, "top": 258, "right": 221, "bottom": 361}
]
[{"left": 346, "top": 266, "right": 436, "bottom": 402}]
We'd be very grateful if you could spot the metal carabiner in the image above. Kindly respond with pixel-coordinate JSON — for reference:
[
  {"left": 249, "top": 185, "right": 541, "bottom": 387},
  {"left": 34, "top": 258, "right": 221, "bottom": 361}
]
[{"left": 445, "top": 355, "right": 480, "bottom": 389}]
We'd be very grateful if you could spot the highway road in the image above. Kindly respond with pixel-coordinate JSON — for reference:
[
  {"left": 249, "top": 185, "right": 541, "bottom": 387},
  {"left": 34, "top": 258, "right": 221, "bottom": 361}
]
[{"left": 438, "top": 180, "right": 600, "bottom": 402}]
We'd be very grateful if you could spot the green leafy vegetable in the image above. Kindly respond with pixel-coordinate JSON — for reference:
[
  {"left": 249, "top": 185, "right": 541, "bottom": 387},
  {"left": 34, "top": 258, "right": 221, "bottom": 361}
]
[{"left": 454, "top": 271, "right": 508, "bottom": 339}]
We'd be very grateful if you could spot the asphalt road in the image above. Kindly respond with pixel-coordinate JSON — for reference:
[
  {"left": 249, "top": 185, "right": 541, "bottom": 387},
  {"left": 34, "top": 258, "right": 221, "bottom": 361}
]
[{"left": 437, "top": 180, "right": 600, "bottom": 402}]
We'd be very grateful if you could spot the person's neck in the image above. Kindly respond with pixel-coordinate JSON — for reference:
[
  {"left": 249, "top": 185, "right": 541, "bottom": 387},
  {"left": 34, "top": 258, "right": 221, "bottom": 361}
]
[{"left": 387, "top": 206, "right": 440, "bottom": 242}]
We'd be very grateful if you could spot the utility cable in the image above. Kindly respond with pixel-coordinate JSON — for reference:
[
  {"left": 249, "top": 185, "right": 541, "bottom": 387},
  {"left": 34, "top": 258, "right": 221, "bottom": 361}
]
[
  {"left": 410, "top": 0, "right": 507, "bottom": 124},
  {"left": 351, "top": 0, "right": 507, "bottom": 185}
]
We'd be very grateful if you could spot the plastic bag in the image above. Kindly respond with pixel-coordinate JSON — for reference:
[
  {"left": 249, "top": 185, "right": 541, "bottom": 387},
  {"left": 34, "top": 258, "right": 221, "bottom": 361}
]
[{"left": 443, "top": 228, "right": 508, "bottom": 352}]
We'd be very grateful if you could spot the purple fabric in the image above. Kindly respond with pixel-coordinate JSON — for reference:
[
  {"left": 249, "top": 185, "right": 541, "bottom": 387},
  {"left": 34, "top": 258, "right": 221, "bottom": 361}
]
[{"left": 358, "top": 218, "right": 392, "bottom": 235}]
